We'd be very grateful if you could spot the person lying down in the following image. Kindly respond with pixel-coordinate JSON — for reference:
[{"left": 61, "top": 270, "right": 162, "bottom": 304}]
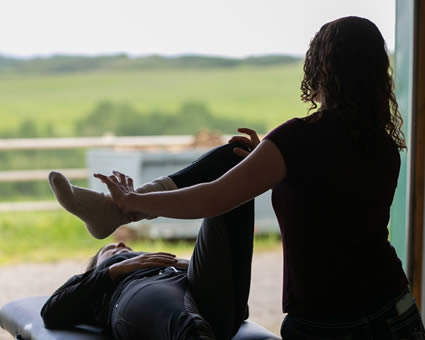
[
  {"left": 41, "top": 201, "right": 254, "bottom": 340},
  {"left": 42, "top": 143, "right": 255, "bottom": 340}
]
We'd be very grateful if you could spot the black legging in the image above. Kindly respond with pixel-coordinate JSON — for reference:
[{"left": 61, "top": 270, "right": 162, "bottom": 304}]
[
  {"left": 170, "top": 142, "right": 254, "bottom": 340},
  {"left": 112, "top": 142, "right": 254, "bottom": 340}
]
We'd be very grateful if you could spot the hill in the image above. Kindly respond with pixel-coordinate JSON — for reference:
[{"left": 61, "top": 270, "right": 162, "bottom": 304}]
[
  {"left": 0, "top": 54, "right": 302, "bottom": 74},
  {"left": 0, "top": 54, "right": 309, "bottom": 202},
  {"left": 0, "top": 56, "right": 308, "bottom": 138}
]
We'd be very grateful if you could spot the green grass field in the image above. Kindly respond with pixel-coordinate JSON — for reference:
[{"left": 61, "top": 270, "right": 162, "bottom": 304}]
[
  {"left": 0, "top": 63, "right": 309, "bottom": 136},
  {"left": 0, "top": 61, "right": 299, "bottom": 264},
  {"left": 0, "top": 210, "right": 281, "bottom": 265}
]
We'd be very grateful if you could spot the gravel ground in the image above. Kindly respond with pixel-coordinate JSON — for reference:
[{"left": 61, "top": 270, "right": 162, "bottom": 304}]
[{"left": 0, "top": 250, "right": 284, "bottom": 339}]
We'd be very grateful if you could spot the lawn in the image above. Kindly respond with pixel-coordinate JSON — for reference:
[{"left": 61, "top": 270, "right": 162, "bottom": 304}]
[
  {"left": 0, "top": 210, "right": 281, "bottom": 265},
  {"left": 0, "top": 61, "right": 299, "bottom": 265},
  {"left": 0, "top": 63, "right": 309, "bottom": 136}
]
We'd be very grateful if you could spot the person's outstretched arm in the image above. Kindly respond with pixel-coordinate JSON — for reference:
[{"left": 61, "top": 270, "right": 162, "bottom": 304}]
[{"left": 95, "top": 139, "right": 286, "bottom": 219}]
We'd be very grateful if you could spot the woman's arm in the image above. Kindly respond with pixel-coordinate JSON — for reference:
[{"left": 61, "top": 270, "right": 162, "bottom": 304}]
[
  {"left": 175, "top": 258, "right": 190, "bottom": 270},
  {"left": 108, "top": 252, "right": 177, "bottom": 280},
  {"left": 96, "top": 139, "right": 286, "bottom": 219}
]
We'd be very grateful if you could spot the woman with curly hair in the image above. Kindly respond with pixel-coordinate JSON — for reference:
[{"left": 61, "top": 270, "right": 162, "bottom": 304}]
[{"left": 52, "top": 16, "right": 424, "bottom": 339}]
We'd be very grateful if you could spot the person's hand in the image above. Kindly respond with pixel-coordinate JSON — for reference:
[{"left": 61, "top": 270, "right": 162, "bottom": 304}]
[
  {"left": 94, "top": 171, "right": 134, "bottom": 212},
  {"left": 174, "top": 258, "right": 190, "bottom": 270},
  {"left": 228, "top": 128, "right": 261, "bottom": 158},
  {"left": 108, "top": 252, "right": 177, "bottom": 280}
]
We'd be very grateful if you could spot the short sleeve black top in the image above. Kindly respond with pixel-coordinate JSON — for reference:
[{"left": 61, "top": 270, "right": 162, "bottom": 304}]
[{"left": 264, "top": 111, "right": 408, "bottom": 321}]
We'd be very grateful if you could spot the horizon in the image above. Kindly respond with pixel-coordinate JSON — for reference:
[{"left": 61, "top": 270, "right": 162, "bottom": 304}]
[{"left": 0, "top": 52, "right": 305, "bottom": 60}]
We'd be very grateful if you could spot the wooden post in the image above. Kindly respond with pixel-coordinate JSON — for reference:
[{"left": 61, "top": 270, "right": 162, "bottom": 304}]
[{"left": 410, "top": 0, "right": 425, "bottom": 308}]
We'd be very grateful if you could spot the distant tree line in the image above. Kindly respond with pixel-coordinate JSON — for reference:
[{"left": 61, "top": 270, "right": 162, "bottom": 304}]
[
  {"left": 0, "top": 54, "right": 302, "bottom": 74},
  {"left": 0, "top": 120, "right": 57, "bottom": 139},
  {"left": 0, "top": 100, "right": 266, "bottom": 200},
  {"left": 75, "top": 100, "right": 266, "bottom": 136},
  {"left": 0, "top": 101, "right": 266, "bottom": 139}
]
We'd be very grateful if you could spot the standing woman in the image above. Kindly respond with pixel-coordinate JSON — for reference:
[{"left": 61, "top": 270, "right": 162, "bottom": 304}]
[{"left": 95, "top": 17, "right": 424, "bottom": 339}]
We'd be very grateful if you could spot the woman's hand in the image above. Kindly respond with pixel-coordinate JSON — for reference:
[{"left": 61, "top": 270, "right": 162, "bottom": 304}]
[
  {"left": 228, "top": 128, "right": 261, "bottom": 158},
  {"left": 94, "top": 171, "right": 134, "bottom": 212},
  {"left": 108, "top": 252, "right": 177, "bottom": 281}
]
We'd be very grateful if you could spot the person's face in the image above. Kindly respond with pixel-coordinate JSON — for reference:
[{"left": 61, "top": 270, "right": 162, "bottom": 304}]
[{"left": 96, "top": 241, "right": 132, "bottom": 266}]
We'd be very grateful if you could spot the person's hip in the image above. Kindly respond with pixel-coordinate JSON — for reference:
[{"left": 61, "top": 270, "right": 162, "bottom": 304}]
[{"left": 281, "top": 290, "right": 425, "bottom": 339}]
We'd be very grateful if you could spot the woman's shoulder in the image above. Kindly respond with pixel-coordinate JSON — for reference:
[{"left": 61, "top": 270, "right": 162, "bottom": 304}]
[
  {"left": 263, "top": 116, "right": 312, "bottom": 162},
  {"left": 265, "top": 116, "right": 308, "bottom": 138}
]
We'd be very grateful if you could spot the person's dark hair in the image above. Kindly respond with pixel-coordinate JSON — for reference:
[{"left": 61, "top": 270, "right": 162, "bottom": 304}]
[
  {"left": 86, "top": 246, "right": 105, "bottom": 272},
  {"left": 301, "top": 16, "right": 406, "bottom": 150}
]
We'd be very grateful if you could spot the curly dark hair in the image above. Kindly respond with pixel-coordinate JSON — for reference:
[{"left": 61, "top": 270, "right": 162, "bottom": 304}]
[{"left": 301, "top": 16, "right": 406, "bottom": 150}]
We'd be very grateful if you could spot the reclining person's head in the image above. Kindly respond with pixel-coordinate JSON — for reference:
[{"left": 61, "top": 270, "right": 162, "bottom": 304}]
[{"left": 86, "top": 241, "right": 133, "bottom": 271}]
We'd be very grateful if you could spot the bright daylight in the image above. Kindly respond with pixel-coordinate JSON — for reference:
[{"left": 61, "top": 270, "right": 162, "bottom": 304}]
[{"left": 2, "top": 0, "right": 425, "bottom": 340}]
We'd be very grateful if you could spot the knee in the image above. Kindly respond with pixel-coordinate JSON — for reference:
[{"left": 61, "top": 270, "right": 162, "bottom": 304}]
[
  {"left": 226, "top": 141, "right": 251, "bottom": 153},
  {"left": 217, "top": 142, "right": 251, "bottom": 166}
]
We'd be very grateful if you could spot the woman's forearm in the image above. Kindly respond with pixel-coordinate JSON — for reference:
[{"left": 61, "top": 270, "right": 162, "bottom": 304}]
[
  {"left": 123, "top": 141, "right": 287, "bottom": 219},
  {"left": 105, "top": 140, "right": 286, "bottom": 219},
  {"left": 125, "top": 181, "right": 230, "bottom": 219}
]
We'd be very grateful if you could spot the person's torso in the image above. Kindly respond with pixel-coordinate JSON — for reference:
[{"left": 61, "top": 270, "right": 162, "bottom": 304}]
[
  {"left": 266, "top": 112, "right": 408, "bottom": 320},
  {"left": 94, "top": 253, "right": 190, "bottom": 328}
]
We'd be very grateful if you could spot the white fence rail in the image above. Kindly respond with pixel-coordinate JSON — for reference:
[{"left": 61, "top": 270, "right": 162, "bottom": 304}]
[
  {"left": 0, "top": 135, "right": 197, "bottom": 151},
  {"left": 0, "top": 135, "right": 226, "bottom": 212},
  {"left": 0, "top": 201, "right": 59, "bottom": 212},
  {"left": 0, "top": 169, "right": 88, "bottom": 182}
]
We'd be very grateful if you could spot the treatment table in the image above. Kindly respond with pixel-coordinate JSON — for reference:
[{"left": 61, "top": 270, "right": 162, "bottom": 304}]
[{"left": 0, "top": 296, "right": 281, "bottom": 340}]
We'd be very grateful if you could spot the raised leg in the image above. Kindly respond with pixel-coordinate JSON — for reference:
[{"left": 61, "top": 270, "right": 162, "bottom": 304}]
[
  {"left": 48, "top": 172, "right": 176, "bottom": 239},
  {"left": 187, "top": 200, "right": 254, "bottom": 340},
  {"left": 111, "top": 142, "right": 252, "bottom": 340},
  {"left": 49, "top": 142, "right": 248, "bottom": 241},
  {"left": 168, "top": 142, "right": 248, "bottom": 188},
  {"left": 167, "top": 142, "right": 255, "bottom": 340}
]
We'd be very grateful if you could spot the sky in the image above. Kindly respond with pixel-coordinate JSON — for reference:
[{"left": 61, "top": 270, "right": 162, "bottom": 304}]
[{"left": 0, "top": 0, "right": 395, "bottom": 58}]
